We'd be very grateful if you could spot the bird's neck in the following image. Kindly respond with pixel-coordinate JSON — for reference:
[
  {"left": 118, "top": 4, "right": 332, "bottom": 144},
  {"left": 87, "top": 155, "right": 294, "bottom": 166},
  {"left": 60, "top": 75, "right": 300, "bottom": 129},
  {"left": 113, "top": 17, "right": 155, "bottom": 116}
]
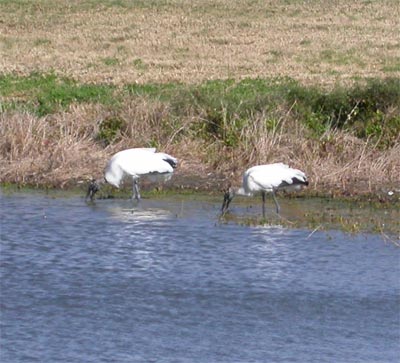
[{"left": 105, "top": 167, "right": 123, "bottom": 188}]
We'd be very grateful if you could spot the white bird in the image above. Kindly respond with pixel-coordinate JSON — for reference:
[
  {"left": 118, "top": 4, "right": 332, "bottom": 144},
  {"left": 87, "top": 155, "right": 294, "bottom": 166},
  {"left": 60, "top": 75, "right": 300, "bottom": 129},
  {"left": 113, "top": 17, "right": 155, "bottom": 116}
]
[
  {"left": 221, "top": 163, "right": 308, "bottom": 217},
  {"left": 86, "top": 148, "right": 178, "bottom": 201}
]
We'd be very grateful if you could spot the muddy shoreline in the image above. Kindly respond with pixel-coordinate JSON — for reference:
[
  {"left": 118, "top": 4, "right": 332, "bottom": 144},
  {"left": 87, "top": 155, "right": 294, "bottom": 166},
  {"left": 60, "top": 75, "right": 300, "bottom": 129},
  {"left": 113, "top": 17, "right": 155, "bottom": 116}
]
[
  {"left": 2, "top": 174, "right": 400, "bottom": 240},
  {"left": 2, "top": 167, "right": 399, "bottom": 206}
]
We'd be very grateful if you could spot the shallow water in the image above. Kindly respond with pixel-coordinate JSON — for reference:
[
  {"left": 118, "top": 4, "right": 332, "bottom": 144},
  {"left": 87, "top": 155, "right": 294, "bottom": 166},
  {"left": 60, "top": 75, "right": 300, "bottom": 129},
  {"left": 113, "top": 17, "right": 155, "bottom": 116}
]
[{"left": 1, "top": 191, "right": 399, "bottom": 363}]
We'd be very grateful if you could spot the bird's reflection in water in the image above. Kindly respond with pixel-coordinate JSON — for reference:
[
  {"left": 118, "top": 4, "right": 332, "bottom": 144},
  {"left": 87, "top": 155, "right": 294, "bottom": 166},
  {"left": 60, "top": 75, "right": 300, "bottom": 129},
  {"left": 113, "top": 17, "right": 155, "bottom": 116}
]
[
  {"left": 250, "top": 225, "right": 294, "bottom": 283},
  {"left": 98, "top": 202, "right": 177, "bottom": 274},
  {"left": 107, "top": 203, "right": 174, "bottom": 223}
]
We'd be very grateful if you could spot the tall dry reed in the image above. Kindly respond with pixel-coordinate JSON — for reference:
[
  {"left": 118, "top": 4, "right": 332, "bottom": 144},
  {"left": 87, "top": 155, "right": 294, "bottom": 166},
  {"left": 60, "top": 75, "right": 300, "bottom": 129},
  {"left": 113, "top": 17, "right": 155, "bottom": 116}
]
[{"left": 1, "top": 102, "right": 398, "bottom": 196}]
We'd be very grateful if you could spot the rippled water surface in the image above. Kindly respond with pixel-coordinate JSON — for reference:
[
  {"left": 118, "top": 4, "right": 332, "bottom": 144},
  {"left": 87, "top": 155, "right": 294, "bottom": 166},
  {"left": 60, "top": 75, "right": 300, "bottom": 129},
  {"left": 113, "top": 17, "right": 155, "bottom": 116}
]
[{"left": 1, "top": 191, "right": 399, "bottom": 362}]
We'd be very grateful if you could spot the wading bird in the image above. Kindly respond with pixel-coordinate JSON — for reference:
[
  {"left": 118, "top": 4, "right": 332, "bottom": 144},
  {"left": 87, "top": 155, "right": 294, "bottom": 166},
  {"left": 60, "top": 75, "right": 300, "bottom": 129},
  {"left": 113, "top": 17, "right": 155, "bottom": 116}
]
[
  {"left": 86, "top": 148, "right": 178, "bottom": 201},
  {"left": 221, "top": 163, "right": 308, "bottom": 217}
]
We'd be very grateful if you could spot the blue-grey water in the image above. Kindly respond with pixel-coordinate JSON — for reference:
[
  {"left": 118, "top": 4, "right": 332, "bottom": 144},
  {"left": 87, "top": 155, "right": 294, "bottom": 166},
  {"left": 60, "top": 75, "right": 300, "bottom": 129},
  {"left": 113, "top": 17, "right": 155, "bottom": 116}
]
[{"left": 1, "top": 192, "right": 399, "bottom": 363}]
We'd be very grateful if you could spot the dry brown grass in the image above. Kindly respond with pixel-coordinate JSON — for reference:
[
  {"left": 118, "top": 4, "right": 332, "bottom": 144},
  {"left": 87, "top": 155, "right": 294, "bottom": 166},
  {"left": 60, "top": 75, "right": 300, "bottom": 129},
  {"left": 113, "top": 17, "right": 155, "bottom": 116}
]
[
  {"left": 210, "top": 112, "right": 400, "bottom": 196},
  {"left": 0, "top": 107, "right": 103, "bottom": 187},
  {"left": 1, "top": 0, "right": 399, "bottom": 86},
  {"left": 1, "top": 103, "right": 398, "bottom": 196}
]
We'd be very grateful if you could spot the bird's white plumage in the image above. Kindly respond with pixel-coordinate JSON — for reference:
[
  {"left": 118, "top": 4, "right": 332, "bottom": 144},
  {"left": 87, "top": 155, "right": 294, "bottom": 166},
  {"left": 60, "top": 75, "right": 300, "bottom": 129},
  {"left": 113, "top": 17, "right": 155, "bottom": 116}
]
[
  {"left": 222, "top": 163, "right": 308, "bottom": 216},
  {"left": 104, "top": 148, "right": 176, "bottom": 187},
  {"left": 83, "top": 147, "right": 178, "bottom": 202},
  {"left": 243, "top": 163, "right": 307, "bottom": 194},
  {"left": 105, "top": 148, "right": 177, "bottom": 188}
]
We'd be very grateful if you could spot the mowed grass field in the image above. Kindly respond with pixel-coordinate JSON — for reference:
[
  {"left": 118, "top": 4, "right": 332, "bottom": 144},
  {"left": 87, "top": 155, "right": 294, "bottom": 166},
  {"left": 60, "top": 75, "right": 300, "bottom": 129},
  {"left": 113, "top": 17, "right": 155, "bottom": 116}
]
[
  {"left": 0, "top": 0, "right": 399, "bottom": 200},
  {"left": 1, "top": 0, "right": 399, "bottom": 85}
]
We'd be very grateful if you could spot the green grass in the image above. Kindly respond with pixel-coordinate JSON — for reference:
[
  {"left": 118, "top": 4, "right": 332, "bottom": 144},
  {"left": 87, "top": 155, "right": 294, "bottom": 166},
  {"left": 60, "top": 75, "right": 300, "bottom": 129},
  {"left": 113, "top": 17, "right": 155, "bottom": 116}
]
[
  {"left": 319, "top": 49, "right": 365, "bottom": 67},
  {"left": 101, "top": 57, "right": 120, "bottom": 66},
  {"left": 0, "top": 72, "right": 116, "bottom": 115},
  {"left": 132, "top": 58, "right": 148, "bottom": 71},
  {"left": 1, "top": 72, "right": 399, "bottom": 146},
  {"left": 33, "top": 38, "right": 52, "bottom": 47},
  {"left": 381, "top": 60, "right": 400, "bottom": 73}
]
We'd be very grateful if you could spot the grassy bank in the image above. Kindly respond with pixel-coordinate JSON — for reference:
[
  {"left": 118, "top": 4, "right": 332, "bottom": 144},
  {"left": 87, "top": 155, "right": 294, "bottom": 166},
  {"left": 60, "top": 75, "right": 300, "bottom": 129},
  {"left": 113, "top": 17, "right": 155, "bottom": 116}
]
[
  {"left": 1, "top": 74, "right": 399, "bottom": 199},
  {"left": 0, "top": 0, "right": 399, "bottom": 200}
]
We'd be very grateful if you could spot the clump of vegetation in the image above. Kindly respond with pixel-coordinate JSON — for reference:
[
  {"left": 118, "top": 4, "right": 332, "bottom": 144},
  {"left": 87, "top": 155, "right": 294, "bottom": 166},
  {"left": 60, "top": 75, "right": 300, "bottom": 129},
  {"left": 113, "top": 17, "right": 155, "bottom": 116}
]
[
  {"left": 97, "top": 116, "right": 126, "bottom": 146},
  {"left": 0, "top": 73, "right": 399, "bottom": 197},
  {"left": 285, "top": 78, "right": 400, "bottom": 147},
  {"left": 126, "top": 77, "right": 400, "bottom": 149},
  {"left": 0, "top": 73, "right": 116, "bottom": 116},
  {"left": 3, "top": 73, "right": 398, "bottom": 149}
]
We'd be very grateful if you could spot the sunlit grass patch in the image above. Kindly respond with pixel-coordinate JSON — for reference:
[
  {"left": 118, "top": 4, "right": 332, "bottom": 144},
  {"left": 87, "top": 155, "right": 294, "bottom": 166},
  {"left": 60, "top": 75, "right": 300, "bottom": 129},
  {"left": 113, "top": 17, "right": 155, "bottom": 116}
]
[
  {"left": 33, "top": 38, "right": 51, "bottom": 47},
  {"left": 381, "top": 59, "right": 400, "bottom": 73},
  {"left": 319, "top": 49, "right": 366, "bottom": 67},
  {"left": 1, "top": 0, "right": 399, "bottom": 85},
  {"left": 0, "top": 73, "right": 117, "bottom": 115},
  {"left": 132, "top": 58, "right": 148, "bottom": 71},
  {"left": 0, "top": 35, "right": 21, "bottom": 52},
  {"left": 101, "top": 57, "right": 120, "bottom": 66},
  {"left": 299, "top": 39, "right": 312, "bottom": 46}
]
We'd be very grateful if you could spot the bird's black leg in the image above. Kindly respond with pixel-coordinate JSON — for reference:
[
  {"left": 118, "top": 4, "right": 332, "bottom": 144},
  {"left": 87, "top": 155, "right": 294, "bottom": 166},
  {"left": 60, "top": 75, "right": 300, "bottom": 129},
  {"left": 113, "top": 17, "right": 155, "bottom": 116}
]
[
  {"left": 133, "top": 179, "right": 141, "bottom": 201},
  {"left": 272, "top": 190, "right": 280, "bottom": 214},
  {"left": 261, "top": 191, "right": 266, "bottom": 218}
]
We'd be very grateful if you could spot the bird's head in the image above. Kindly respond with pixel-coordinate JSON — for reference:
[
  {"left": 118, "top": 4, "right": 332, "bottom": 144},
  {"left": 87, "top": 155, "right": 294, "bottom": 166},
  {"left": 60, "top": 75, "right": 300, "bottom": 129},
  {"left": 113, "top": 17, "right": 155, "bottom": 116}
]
[{"left": 86, "top": 178, "right": 101, "bottom": 202}]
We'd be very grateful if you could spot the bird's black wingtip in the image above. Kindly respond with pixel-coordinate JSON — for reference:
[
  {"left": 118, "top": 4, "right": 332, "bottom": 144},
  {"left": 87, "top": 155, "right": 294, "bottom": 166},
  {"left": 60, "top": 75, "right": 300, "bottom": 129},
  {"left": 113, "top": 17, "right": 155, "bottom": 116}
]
[{"left": 163, "top": 157, "right": 178, "bottom": 169}]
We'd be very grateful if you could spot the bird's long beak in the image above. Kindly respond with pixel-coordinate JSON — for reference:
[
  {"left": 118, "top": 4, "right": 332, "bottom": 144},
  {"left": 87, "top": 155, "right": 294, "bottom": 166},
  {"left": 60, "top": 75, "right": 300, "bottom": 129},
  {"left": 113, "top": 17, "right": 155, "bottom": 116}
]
[{"left": 221, "top": 188, "right": 234, "bottom": 214}]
